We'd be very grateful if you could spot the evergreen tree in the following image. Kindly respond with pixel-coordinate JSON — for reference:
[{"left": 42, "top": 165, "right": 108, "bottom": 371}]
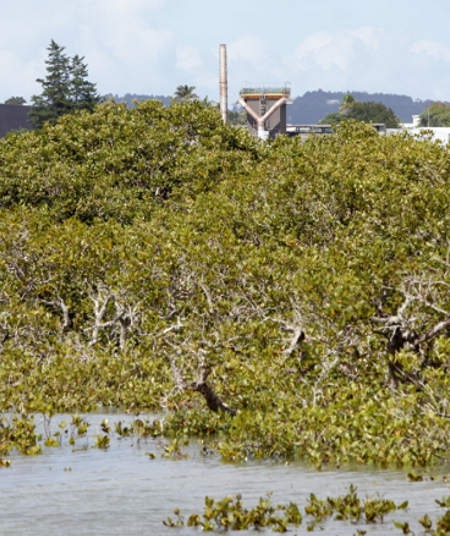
[
  {"left": 29, "top": 41, "right": 100, "bottom": 129},
  {"left": 30, "top": 41, "right": 72, "bottom": 129},
  {"left": 70, "top": 54, "right": 100, "bottom": 112}
]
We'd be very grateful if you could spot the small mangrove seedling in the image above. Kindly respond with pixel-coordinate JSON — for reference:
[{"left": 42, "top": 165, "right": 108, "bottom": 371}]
[
  {"left": 162, "top": 438, "right": 189, "bottom": 460},
  {"left": 70, "top": 415, "right": 90, "bottom": 441},
  {"left": 94, "top": 434, "right": 110, "bottom": 449},
  {"left": 100, "top": 418, "right": 110, "bottom": 434},
  {"left": 115, "top": 420, "right": 133, "bottom": 437},
  {"left": 407, "top": 471, "right": 424, "bottom": 482},
  {"left": 435, "top": 494, "right": 450, "bottom": 508},
  {"left": 393, "top": 521, "right": 412, "bottom": 534},
  {"left": 416, "top": 509, "right": 450, "bottom": 535}
]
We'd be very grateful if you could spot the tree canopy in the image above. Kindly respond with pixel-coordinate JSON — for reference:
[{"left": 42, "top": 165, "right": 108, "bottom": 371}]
[
  {"left": 29, "top": 40, "right": 100, "bottom": 129},
  {"left": 419, "top": 101, "right": 450, "bottom": 127},
  {"left": 2, "top": 101, "right": 450, "bottom": 466},
  {"left": 346, "top": 100, "right": 399, "bottom": 127},
  {"left": 4, "top": 97, "right": 27, "bottom": 105},
  {"left": 173, "top": 85, "right": 199, "bottom": 102},
  {"left": 318, "top": 111, "right": 349, "bottom": 125},
  {"left": 320, "top": 94, "right": 400, "bottom": 128},
  {"left": 339, "top": 93, "right": 356, "bottom": 113}
]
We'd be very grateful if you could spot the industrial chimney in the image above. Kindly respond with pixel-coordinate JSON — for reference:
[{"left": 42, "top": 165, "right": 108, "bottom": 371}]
[{"left": 219, "top": 44, "right": 228, "bottom": 124}]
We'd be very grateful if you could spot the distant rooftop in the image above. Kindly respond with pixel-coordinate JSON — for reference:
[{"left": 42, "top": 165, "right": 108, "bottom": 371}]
[{"left": 0, "top": 103, "right": 33, "bottom": 138}]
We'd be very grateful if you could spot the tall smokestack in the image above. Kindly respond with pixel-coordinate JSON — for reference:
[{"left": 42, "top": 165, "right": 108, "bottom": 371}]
[{"left": 219, "top": 44, "right": 228, "bottom": 124}]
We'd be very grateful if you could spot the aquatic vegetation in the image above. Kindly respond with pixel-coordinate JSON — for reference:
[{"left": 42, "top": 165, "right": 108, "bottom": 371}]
[
  {"left": 304, "top": 484, "right": 406, "bottom": 529},
  {"left": 164, "top": 494, "right": 302, "bottom": 532},
  {"left": 161, "top": 438, "right": 189, "bottom": 460},
  {"left": 414, "top": 509, "right": 450, "bottom": 535},
  {"left": 94, "top": 434, "right": 110, "bottom": 449},
  {"left": 0, "top": 414, "right": 41, "bottom": 456},
  {"left": 2, "top": 101, "right": 450, "bottom": 466},
  {"left": 164, "top": 486, "right": 406, "bottom": 532}
]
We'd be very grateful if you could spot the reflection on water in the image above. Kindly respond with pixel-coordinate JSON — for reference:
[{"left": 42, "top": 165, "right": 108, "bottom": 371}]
[{"left": 1, "top": 413, "right": 450, "bottom": 535}]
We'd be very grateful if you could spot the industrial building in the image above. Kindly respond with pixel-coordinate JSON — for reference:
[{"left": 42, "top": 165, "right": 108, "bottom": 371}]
[
  {"left": 285, "top": 123, "right": 386, "bottom": 139},
  {"left": 238, "top": 87, "right": 292, "bottom": 139},
  {"left": 0, "top": 104, "right": 32, "bottom": 137}
]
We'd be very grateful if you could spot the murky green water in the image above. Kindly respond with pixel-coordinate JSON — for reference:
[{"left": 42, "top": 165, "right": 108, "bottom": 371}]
[{"left": 1, "top": 413, "right": 449, "bottom": 535}]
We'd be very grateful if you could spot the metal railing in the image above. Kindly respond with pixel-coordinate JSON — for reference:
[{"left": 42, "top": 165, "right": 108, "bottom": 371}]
[{"left": 240, "top": 87, "right": 291, "bottom": 96}]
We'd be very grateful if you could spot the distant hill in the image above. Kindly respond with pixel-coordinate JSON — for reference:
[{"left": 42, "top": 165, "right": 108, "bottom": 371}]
[{"left": 287, "top": 90, "right": 432, "bottom": 124}]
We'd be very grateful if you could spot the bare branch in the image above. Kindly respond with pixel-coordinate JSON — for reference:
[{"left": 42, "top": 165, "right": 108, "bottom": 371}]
[
  {"left": 414, "top": 315, "right": 450, "bottom": 346},
  {"left": 41, "top": 296, "right": 72, "bottom": 332},
  {"left": 169, "top": 353, "right": 236, "bottom": 416},
  {"left": 197, "top": 281, "right": 215, "bottom": 314},
  {"left": 284, "top": 326, "right": 305, "bottom": 356},
  {"left": 162, "top": 317, "right": 184, "bottom": 335}
]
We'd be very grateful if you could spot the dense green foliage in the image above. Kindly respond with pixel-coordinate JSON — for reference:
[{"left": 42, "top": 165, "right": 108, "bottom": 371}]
[
  {"left": 318, "top": 111, "right": 349, "bottom": 124},
  {"left": 2, "top": 99, "right": 450, "bottom": 467},
  {"left": 420, "top": 101, "right": 450, "bottom": 127},
  {"left": 321, "top": 95, "right": 400, "bottom": 127},
  {"left": 4, "top": 97, "right": 27, "bottom": 105},
  {"left": 344, "top": 101, "right": 399, "bottom": 127},
  {"left": 30, "top": 40, "right": 100, "bottom": 130},
  {"left": 173, "top": 85, "right": 199, "bottom": 103}
]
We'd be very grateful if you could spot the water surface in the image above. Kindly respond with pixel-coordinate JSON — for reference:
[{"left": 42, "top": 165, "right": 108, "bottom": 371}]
[{"left": 1, "top": 413, "right": 449, "bottom": 535}]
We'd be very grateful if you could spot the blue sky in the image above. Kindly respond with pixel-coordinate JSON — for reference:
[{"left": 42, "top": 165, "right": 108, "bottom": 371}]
[{"left": 2, "top": 0, "right": 450, "bottom": 104}]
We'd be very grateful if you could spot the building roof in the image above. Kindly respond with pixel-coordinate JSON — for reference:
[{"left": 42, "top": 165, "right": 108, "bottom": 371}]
[
  {"left": 240, "top": 87, "right": 291, "bottom": 99},
  {"left": 0, "top": 104, "right": 33, "bottom": 138}
]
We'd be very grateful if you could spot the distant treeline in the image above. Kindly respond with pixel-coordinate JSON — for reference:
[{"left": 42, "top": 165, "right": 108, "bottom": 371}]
[
  {"left": 110, "top": 93, "right": 171, "bottom": 108},
  {"left": 110, "top": 90, "right": 439, "bottom": 124},
  {"left": 288, "top": 90, "right": 433, "bottom": 124}
]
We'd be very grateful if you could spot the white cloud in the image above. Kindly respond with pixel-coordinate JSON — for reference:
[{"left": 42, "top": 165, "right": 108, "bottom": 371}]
[
  {"left": 0, "top": 0, "right": 176, "bottom": 100},
  {"left": 351, "top": 27, "right": 383, "bottom": 50},
  {"left": 287, "top": 32, "right": 349, "bottom": 71},
  {"left": 286, "top": 27, "right": 383, "bottom": 73},
  {"left": 410, "top": 39, "right": 450, "bottom": 62},
  {"left": 77, "top": 0, "right": 174, "bottom": 64},
  {"left": 105, "top": 0, "right": 167, "bottom": 11},
  {"left": 176, "top": 46, "right": 202, "bottom": 71},
  {"left": 228, "top": 34, "right": 270, "bottom": 65},
  {"left": 0, "top": 50, "right": 42, "bottom": 102},
  {"left": 80, "top": 0, "right": 167, "bottom": 12}
]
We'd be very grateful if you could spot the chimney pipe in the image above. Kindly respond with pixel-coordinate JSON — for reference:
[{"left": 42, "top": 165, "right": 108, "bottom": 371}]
[{"left": 219, "top": 44, "right": 228, "bottom": 124}]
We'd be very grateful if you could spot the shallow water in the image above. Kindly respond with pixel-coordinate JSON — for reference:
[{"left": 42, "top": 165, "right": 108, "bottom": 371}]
[{"left": 1, "top": 413, "right": 450, "bottom": 535}]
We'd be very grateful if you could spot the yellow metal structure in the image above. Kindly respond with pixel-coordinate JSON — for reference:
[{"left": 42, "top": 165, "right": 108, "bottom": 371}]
[{"left": 240, "top": 87, "right": 291, "bottom": 100}]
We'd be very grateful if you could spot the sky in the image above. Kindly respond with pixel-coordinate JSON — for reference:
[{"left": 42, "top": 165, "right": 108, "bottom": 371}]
[{"left": 2, "top": 0, "right": 450, "bottom": 105}]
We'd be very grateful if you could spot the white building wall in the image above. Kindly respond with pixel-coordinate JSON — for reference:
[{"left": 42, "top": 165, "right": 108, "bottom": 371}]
[{"left": 388, "top": 125, "right": 450, "bottom": 145}]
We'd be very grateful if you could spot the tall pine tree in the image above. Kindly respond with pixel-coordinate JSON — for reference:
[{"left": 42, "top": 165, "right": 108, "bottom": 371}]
[
  {"left": 30, "top": 41, "right": 100, "bottom": 129},
  {"left": 70, "top": 54, "right": 100, "bottom": 112}
]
